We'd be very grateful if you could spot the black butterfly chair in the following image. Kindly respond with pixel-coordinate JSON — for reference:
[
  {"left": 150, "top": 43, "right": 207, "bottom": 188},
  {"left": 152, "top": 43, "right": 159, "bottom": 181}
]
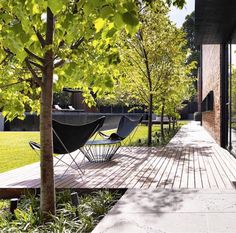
[
  {"left": 29, "top": 116, "right": 105, "bottom": 177},
  {"left": 99, "top": 115, "right": 143, "bottom": 142},
  {"left": 80, "top": 115, "right": 143, "bottom": 162}
]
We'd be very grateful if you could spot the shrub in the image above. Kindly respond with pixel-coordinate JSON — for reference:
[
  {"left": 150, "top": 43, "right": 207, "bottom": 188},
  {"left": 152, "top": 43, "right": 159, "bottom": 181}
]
[
  {"left": 0, "top": 190, "right": 122, "bottom": 233},
  {"left": 194, "top": 112, "right": 202, "bottom": 121}
]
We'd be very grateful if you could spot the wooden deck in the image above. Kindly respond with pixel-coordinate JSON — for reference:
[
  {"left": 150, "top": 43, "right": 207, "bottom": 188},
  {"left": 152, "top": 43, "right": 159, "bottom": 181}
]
[{"left": 1, "top": 122, "right": 236, "bottom": 195}]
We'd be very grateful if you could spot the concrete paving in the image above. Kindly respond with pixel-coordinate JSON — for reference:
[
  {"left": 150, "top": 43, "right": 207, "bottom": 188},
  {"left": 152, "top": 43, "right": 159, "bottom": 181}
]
[
  {"left": 92, "top": 122, "right": 236, "bottom": 233},
  {"left": 92, "top": 189, "right": 236, "bottom": 233}
]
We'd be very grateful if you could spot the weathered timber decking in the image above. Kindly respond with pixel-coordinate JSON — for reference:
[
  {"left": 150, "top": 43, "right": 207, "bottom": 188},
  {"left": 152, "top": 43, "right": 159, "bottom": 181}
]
[{"left": 1, "top": 122, "right": 236, "bottom": 193}]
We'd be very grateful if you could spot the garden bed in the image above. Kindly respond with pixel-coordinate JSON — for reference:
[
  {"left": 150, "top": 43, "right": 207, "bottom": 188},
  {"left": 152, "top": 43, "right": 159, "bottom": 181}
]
[{"left": 0, "top": 189, "right": 124, "bottom": 232}]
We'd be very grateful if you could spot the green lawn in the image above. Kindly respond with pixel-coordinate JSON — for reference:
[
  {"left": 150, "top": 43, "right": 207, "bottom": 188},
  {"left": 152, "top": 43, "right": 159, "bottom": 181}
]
[
  {"left": 0, "top": 121, "right": 188, "bottom": 174},
  {"left": 94, "top": 124, "right": 165, "bottom": 144},
  {"left": 0, "top": 132, "right": 40, "bottom": 173}
]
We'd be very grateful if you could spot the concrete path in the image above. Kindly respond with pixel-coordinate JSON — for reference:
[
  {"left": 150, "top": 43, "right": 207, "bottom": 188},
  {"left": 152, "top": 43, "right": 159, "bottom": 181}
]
[{"left": 92, "top": 122, "right": 236, "bottom": 233}]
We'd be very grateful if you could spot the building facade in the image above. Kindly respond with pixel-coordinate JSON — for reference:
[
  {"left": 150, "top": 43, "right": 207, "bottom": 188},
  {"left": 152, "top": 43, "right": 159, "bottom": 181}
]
[{"left": 196, "top": 0, "right": 236, "bottom": 154}]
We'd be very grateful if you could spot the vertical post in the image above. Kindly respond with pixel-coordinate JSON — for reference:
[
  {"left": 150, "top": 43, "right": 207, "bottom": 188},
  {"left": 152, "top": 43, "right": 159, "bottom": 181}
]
[
  {"left": 10, "top": 198, "right": 19, "bottom": 216},
  {"left": 71, "top": 192, "right": 79, "bottom": 217},
  {"left": 229, "top": 43, "right": 232, "bottom": 150},
  {"left": 200, "top": 45, "right": 203, "bottom": 126},
  {"left": 220, "top": 43, "right": 229, "bottom": 148}
]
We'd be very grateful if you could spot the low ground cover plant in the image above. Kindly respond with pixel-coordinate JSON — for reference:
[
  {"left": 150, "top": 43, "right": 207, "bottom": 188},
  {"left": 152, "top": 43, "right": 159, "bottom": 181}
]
[{"left": 0, "top": 189, "right": 122, "bottom": 233}]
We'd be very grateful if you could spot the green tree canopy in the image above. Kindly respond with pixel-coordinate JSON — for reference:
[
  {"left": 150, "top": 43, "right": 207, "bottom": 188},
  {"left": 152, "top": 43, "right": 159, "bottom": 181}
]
[
  {"left": 182, "top": 11, "right": 200, "bottom": 76},
  {"left": 99, "top": 0, "right": 195, "bottom": 144}
]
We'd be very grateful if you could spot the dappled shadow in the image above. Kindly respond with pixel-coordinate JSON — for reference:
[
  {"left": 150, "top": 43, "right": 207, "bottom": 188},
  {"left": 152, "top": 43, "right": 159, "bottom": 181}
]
[
  {"left": 167, "top": 122, "right": 217, "bottom": 148},
  {"left": 1, "top": 145, "right": 218, "bottom": 190},
  {"left": 109, "top": 189, "right": 200, "bottom": 216}
]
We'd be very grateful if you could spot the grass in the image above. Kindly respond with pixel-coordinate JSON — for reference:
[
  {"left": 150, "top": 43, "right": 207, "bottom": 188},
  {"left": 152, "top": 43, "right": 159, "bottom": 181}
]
[
  {"left": 0, "top": 132, "right": 40, "bottom": 173},
  {"left": 94, "top": 124, "right": 167, "bottom": 144},
  {"left": 0, "top": 121, "right": 188, "bottom": 174}
]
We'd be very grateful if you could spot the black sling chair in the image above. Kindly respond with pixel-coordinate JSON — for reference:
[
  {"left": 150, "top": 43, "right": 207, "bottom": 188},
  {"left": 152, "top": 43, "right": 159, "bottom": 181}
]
[
  {"left": 80, "top": 115, "right": 143, "bottom": 162},
  {"left": 99, "top": 115, "right": 143, "bottom": 142},
  {"left": 29, "top": 116, "right": 105, "bottom": 177}
]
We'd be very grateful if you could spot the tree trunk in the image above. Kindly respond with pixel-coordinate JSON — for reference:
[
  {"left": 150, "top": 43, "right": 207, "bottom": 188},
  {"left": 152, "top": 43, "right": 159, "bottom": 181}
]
[
  {"left": 160, "top": 104, "right": 165, "bottom": 141},
  {"left": 40, "top": 7, "right": 55, "bottom": 221},
  {"left": 168, "top": 116, "right": 171, "bottom": 133},
  {"left": 138, "top": 29, "right": 152, "bottom": 146},
  {"left": 147, "top": 93, "right": 153, "bottom": 146},
  {"left": 172, "top": 117, "right": 176, "bottom": 130}
]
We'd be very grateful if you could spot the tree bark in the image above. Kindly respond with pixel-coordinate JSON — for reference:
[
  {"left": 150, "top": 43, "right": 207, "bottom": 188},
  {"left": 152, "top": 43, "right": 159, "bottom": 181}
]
[
  {"left": 168, "top": 116, "right": 171, "bottom": 133},
  {"left": 40, "top": 7, "right": 55, "bottom": 221},
  {"left": 147, "top": 93, "right": 153, "bottom": 146},
  {"left": 172, "top": 117, "right": 176, "bottom": 130},
  {"left": 138, "top": 30, "right": 152, "bottom": 146},
  {"left": 160, "top": 104, "right": 165, "bottom": 141}
]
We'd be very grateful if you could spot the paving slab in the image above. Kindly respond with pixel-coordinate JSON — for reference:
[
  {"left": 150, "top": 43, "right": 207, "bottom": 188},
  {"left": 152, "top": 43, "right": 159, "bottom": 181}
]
[{"left": 92, "top": 189, "right": 236, "bottom": 233}]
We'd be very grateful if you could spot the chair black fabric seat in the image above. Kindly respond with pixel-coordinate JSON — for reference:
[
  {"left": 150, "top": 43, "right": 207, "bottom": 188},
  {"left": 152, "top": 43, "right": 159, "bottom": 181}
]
[
  {"left": 99, "top": 115, "right": 143, "bottom": 141},
  {"left": 29, "top": 116, "right": 106, "bottom": 176},
  {"left": 52, "top": 117, "right": 105, "bottom": 154}
]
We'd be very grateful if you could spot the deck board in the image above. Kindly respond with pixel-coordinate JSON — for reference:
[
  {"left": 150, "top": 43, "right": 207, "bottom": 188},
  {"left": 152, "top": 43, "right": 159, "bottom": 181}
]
[{"left": 1, "top": 122, "right": 236, "bottom": 195}]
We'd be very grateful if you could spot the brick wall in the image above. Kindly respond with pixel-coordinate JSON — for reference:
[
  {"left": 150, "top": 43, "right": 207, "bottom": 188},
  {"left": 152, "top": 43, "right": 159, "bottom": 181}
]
[{"left": 201, "top": 44, "right": 221, "bottom": 144}]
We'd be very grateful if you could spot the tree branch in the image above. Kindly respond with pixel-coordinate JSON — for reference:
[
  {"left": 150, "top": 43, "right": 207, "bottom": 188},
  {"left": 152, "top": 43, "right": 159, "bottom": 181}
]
[
  {"left": 28, "top": 59, "right": 44, "bottom": 70},
  {"left": 126, "top": 39, "right": 143, "bottom": 58},
  {"left": 0, "top": 81, "right": 22, "bottom": 89},
  {"left": 0, "top": 54, "right": 11, "bottom": 66},
  {"left": 33, "top": 26, "right": 46, "bottom": 48},
  {"left": 4, "top": 47, "right": 14, "bottom": 56},
  {"left": 137, "top": 30, "right": 152, "bottom": 90},
  {"left": 123, "top": 69, "right": 149, "bottom": 104},
  {"left": 25, "top": 58, "right": 42, "bottom": 87},
  {"left": 71, "top": 37, "right": 84, "bottom": 49},
  {"left": 127, "top": 54, "right": 149, "bottom": 80},
  {"left": 54, "top": 59, "right": 65, "bottom": 68},
  {"left": 24, "top": 48, "right": 45, "bottom": 63},
  {"left": 0, "top": 48, "right": 14, "bottom": 65}
]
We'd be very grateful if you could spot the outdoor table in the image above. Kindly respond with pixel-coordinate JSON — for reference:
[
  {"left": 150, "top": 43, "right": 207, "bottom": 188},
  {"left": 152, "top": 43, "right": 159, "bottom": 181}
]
[{"left": 80, "top": 139, "right": 121, "bottom": 162}]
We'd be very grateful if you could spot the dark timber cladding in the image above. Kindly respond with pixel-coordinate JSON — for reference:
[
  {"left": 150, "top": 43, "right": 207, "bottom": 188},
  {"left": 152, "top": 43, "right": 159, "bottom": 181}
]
[{"left": 195, "top": 0, "right": 236, "bottom": 44}]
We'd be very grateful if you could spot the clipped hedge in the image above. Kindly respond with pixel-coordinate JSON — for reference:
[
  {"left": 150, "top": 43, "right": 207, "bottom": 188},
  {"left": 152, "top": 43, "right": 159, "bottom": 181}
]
[{"left": 194, "top": 112, "right": 202, "bottom": 121}]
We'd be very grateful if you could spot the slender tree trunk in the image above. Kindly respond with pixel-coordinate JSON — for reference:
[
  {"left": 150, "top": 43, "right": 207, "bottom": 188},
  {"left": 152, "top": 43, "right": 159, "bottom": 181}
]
[
  {"left": 168, "top": 116, "right": 171, "bottom": 133},
  {"left": 173, "top": 117, "right": 176, "bottom": 130},
  {"left": 137, "top": 30, "right": 152, "bottom": 146},
  {"left": 40, "top": 7, "right": 55, "bottom": 221},
  {"left": 147, "top": 92, "right": 153, "bottom": 146},
  {"left": 160, "top": 104, "right": 165, "bottom": 141}
]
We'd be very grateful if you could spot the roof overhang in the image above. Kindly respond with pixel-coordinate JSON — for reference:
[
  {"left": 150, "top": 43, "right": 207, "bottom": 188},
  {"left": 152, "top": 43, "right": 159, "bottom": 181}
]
[{"left": 195, "top": 0, "right": 236, "bottom": 45}]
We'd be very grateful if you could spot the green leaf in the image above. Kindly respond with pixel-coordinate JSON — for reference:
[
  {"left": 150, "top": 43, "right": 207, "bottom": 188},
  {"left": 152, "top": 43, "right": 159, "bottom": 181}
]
[
  {"left": 114, "top": 13, "right": 124, "bottom": 28},
  {"left": 100, "top": 6, "right": 114, "bottom": 18},
  {"left": 126, "top": 23, "right": 139, "bottom": 36},
  {"left": 90, "top": 0, "right": 101, "bottom": 8},
  {"left": 122, "top": 12, "right": 139, "bottom": 26},
  {"left": 48, "top": 0, "right": 64, "bottom": 15},
  {"left": 94, "top": 18, "right": 106, "bottom": 32},
  {"left": 123, "top": 2, "right": 136, "bottom": 11},
  {"left": 16, "top": 49, "right": 27, "bottom": 62}
]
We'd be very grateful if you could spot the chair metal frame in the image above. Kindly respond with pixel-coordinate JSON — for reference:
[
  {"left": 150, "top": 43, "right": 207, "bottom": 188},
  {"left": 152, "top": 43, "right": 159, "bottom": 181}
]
[
  {"left": 29, "top": 139, "right": 84, "bottom": 178},
  {"left": 80, "top": 139, "right": 121, "bottom": 162}
]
